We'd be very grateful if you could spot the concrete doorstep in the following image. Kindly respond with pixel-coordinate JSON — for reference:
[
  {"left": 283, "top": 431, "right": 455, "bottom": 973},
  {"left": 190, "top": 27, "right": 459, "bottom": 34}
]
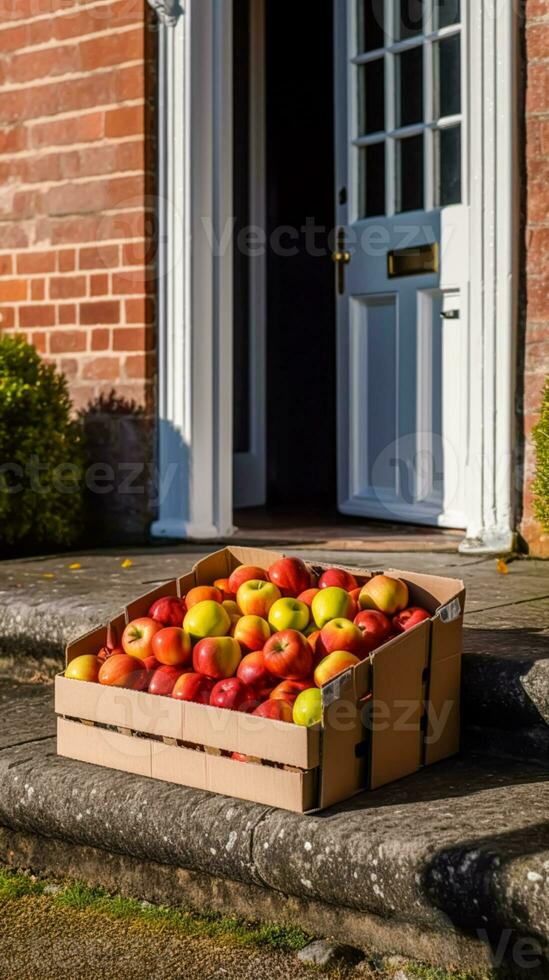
[{"left": 0, "top": 681, "right": 548, "bottom": 975}]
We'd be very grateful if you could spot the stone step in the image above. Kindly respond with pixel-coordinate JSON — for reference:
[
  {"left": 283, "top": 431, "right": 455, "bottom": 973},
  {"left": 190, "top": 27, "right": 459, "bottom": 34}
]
[{"left": 0, "top": 681, "right": 548, "bottom": 974}]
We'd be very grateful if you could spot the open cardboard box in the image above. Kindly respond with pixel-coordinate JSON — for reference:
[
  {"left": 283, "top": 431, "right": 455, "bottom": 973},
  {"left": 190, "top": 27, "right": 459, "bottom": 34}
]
[{"left": 55, "top": 546, "right": 465, "bottom": 813}]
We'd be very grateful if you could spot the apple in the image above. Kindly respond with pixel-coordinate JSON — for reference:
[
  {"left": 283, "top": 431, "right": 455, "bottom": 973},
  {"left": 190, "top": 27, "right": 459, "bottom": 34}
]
[
  {"left": 237, "top": 579, "right": 281, "bottom": 618},
  {"left": 393, "top": 606, "right": 431, "bottom": 633},
  {"left": 213, "top": 577, "right": 236, "bottom": 601},
  {"left": 269, "top": 679, "right": 314, "bottom": 704},
  {"left": 98, "top": 653, "right": 147, "bottom": 689},
  {"left": 97, "top": 644, "right": 124, "bottom": 663},
  {"left": 311, "top": 587, "right": 355, "bottom": 628},
  {"left": 121, "top": 617, "right": 163, "bottom": 661},
  {"left": 354, "top": 610, "right": 392, "bottom": 652},
  {"left": 293, "top": 687, "right": 322, "bottom": 727},
  {"left": 151, "top": 627, "right": 192, "bottom": 667},
  {"left": 228, "top": 564, "right": 268, "bottom": 594},
  {"left": 267, "top": 557, "right": 311, "bottom": 597},
  {"left": 314, "top": 650, "right": 360, "bottom": 688},
  {"left": 318, "top": 567, "right": 358, "bottom": 592},
  {"left": 210, "top": 677, "right": 257, "bottom": 712},
  {"left": 349, "top": 587, "right": 362, "bottom": 606},
  {"left": 223, "top": 599, "right": 242, "bottom": 630},
  {"left": 263, "top": 629, "right": 313, "bottom": 680},
  {"left": 252, "top": 699, "right": 293, "bottom": 722},
  {"left": 172, "top": 671, "right": 215, "bottom": 704},
  {"left": 192, "top": 635, "right": 241, "bottom": 679},
  {"left": 231, "top": 752, "right": 255, "bottom": 763},
  {"left": 148, "top": 595, "right": 186, "bottom": 627},
  {"left": 268, "top": 597, "right": 309, "bottom": 633},
  {"left": 236, "top": 650, "right": 274, "bottom": 693},
  {"left": 359, "top": 574, "right": 409, "bottom": 614},
  {"left": 233, "top": 615, "right": 271, "bottom": 654},
  {"left": 317, "top": 618, "right": 365, "bottom": 658},
  {"left": 65, "top": 654, "right": 100, "bottom": 683},
  {"left": 185, "top": 585, "right": 223, "bottom": 609},
  {"left": 183, "top": 600, "right": 231, "bottom": 640},
  {"left": 297, "top": 588, "right": 320, "bottom": 607},
  {"left": 148, "top": 664, "right": 187, "bottom": 697}
]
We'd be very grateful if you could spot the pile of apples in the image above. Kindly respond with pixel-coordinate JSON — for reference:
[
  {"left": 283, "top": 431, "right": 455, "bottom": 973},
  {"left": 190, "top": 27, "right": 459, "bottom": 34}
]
[{"left": 65, "top": 558, "right": 430, "bottom": 732}]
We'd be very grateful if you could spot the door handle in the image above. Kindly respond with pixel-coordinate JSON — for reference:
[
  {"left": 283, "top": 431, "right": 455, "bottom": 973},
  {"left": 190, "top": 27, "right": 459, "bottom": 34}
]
[{"left": 332, "top": 228, "right": 351, "bottom": 295}]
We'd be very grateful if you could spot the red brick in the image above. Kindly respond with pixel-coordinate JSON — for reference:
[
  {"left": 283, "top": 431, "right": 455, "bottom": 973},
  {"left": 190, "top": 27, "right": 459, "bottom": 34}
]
[
  {"left": 31, "top": 331, "right": 47, "bottom": 353},
  {"left": 58, "top": 358, "right": 79, "bottom": 379},
  {"left": 527, "top": 23, "right": 549, "bottom": 60},
  {"left": 125, "top": 296, "right": 155, "bottom": 323},
  {"left": 79, "top": 27, "right": 145, "bottom": 74},
  {"left": 527, "top": 63, "right": 549, "bottom": 114},
  {"left": 82, "top": 356, "right": 121, "bottom": 381},
  {"left": 31, "top": 279, "right": 45, "bottom": 301},
  {"left": 0, "top": 255, "right": 13, "bottom": 276},
  {"left": 105, "top": 104, "right": 144, "bottom": 138},
  {"left": 0, "top": 126, "right": 27, "bottom": 154},
  {"left": 49, "top": 330, "right": 87, "bottom": 354},
  {"left": 58, "top": 304, "right": 76, "bottom": 325},
  {"left": 91, "top": 328, "right": 111, "bottom": 350},
  {"left": 0, "top": 279, "right": 27, "bottom": 302},
  {"left": 527, "top": 227, "right": 549, "bottom": 264},
  {"left": 49, "top": 275, "right": 86, "bottom": 300},
  {"left": 122, "top": 239, "right": 156, "bottom": 267},
  {"left": 58, "top": 249, "right": 76, "bottom": 273},
  {"left": 19, "top": 305, "right": 56, "bottom": 327},
  {"left": 16, "top": 251, "right": 55, "bottom": 275},
  {"left": 124, "top": 353, "right": 154, "bottom": 378},
  {"left": 80, "top": 300, "right": 120, "bottom": 325},
  {"left": 112, "top": 326, "right": 154, "bottom": 351},
  {"left": 79, "top": 244, "right": 119, "bottom": 270},
  {"left": 90, "top": 273, "right": 109, "bottom": 296},
  {"left": 112, "top": 268, "right": 151, "bottom": 295},
  {"left": 30, "top": 112, "right": 104, "bottom": 150},
  {"left": 0, "top": 308, "right": 15, "bottom": 329}
]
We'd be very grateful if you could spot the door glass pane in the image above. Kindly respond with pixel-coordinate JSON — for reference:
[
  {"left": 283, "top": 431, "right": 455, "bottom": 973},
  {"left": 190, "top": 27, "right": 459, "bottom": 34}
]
[
  {"left": 438, "top": 125, "right": 461, "bottom": 205},
  {"left": 398, "top": 0, "right": 424, "bottom": 40},
  {"left": 233, "top": 0, "right": 251, "bottom": 454},
  {"left": 436, "top": 34, "right": 461, "bottom": 118},
  {"left": 436, "top": 0, "right": 460, "bottom": 29},
  {"left": 396, "top": 46, "right": 423, "bottom": 127},
  {"left": 357, "top": 0, "right": 385, "bottom": 53},
  {"left": 358, "top": 59, "right": 385, "bottom": 135},
  {"left": 396, "top": 134, "right": 424, "bottom": 211},
  {"left": 359, "top": 142, "right": 386, "bottom": 217}
]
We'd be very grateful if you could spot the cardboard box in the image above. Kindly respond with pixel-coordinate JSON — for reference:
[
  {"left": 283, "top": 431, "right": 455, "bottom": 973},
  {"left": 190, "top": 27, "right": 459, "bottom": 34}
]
[{"left": 55, "top": 546, "right": 465, "bottom": 813}]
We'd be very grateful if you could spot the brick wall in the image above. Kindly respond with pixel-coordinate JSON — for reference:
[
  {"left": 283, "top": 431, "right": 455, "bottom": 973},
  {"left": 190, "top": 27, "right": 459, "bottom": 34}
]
[
  {"left": 0, "top": 0, "right": 157, "bottom": 541},
  {"left": 522, "top": 0, "right": 549, "bottom": 555}
]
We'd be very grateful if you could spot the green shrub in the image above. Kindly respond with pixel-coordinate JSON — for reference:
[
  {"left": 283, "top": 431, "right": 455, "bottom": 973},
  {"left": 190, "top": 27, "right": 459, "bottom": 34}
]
[
  {"left": 0, "top": 335, "right": 84, "bottom": 549},
  {"left": 533, "top": 378, "right": 549, "bottom": 531}
]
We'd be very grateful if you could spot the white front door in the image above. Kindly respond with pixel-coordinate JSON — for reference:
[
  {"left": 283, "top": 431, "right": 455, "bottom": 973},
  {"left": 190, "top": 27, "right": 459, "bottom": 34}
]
[{"left": 335, "top": 0, "right": 469, "bottom": 528}]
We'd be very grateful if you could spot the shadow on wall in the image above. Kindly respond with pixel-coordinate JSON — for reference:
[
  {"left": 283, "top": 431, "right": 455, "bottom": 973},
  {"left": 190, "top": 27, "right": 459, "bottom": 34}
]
[{"left": 79, "top": 391, "right": 156, "bottom": 546}]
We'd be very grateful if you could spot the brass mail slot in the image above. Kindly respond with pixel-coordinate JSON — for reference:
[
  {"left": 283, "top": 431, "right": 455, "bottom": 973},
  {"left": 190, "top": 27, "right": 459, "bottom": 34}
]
[{"left": 387, "top": 243, "right": 438, "bottom": 278}]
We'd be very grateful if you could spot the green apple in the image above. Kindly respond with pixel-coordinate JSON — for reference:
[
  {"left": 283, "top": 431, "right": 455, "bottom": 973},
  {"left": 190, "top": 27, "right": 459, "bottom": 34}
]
[
  {"left": 268, "top": 597, "right": 309, "bottom": 632},
  {"left": 311, "top": 587, "right": 354, "bottom": 628},
  {"left": 183, "top": 600, "right": 231, "bottom": 640},
  {"left": 293, "top": 687, "right": 322, "bottom": 727}
]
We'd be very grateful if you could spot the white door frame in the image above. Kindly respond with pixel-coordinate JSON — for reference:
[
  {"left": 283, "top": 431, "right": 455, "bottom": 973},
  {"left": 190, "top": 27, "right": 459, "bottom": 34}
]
[{"left": 150, "top": 0, "right": 519, "bottom": 553}]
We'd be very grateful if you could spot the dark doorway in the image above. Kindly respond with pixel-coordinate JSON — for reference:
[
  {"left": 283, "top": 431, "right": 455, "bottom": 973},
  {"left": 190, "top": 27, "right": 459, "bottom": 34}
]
[
  {"left": 265, "top": 0, "right": 337, "bottom": 506},
  {"left": 232, "top": 0, "right": 337, "bottom": 515}
]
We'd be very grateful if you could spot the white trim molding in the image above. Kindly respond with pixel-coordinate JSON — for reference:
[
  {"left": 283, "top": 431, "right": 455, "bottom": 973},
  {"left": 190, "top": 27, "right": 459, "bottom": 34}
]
[
  {"left": 459, "top": 0, "right": 520, "bottom": 554},
  {"left": 150, "top": 0, "right": 235, "bottom": 540}
]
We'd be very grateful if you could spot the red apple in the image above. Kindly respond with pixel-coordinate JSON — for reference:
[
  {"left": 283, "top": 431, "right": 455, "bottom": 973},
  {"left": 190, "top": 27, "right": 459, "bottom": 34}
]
[
  {"left": 213, "top": 577, "right": 237, "bottom": 601},
  {"left": 98, "top": 653, "right": 147, "bottom": 689},
  {"left": 349, "top": 587, "right": 362, "bottom": 606},
  {"left": 318, "top": 567, "right": 358, "bottom": 592},
  {"left": 192, "top": 635, "right": 241, "bottom": 679},
  {"left": 252, "top": 699, "right": 293, "bottom": 722},
  {"left": 97, "top": 644, "right": 124, "bottom": 663},
  {"left": 314, "top": 650, "right": 360, "bottom": 688},
  {"left": 269, "top": 679, "right": 314, "bottom": 704},
  {"left": 151, "top": 627, "right": 192, "bottom": 667},
  {"left": 267, "top": 557, "right": 311, "bottom": 597},
  {"left": 393, "top": 606, "right": 431, "bottom": 633},
  {"left": 263, "top": 629, "right": 313, "bottom": 680},
  {"left": 210, "top": 677, "right": 257, "bottom": 712},
  {"left": 185, "top": 585, "right": 223, "bottom": 608},
  {"left": 354, "top": 609, "right": 392, "bottom": 652},
  {"left": 236, "top": 650, "right": 274, "bottom": 692},
  {"left": 317, "top": 617, "right": 365, "bottom": 658},
  {"left": 231, "top": 752, "right": 253, "bottom": 763},
  {"left": 359, "top": 574, "right": 409, "bottom": 615},
  {"left": 233, "top": 614, "right": 271, "bottom": 654},
  {"left": 228, "top": 564, "right": 268, "bottom": 594},
  {"left": 148, "top": 595, "right": 186, "bottom": 627},
  {"left": 148, "top": 664, "right": 187, "bottom": 697},
  {"left": 172, "top": 671, "right": 215, "bottom": 703},
  {"left": 237, "top": 579, "right": 281, "bottom": 618},
  {"left": 121, "top": 617, "right": 163, "bottom": 661},
  {"left": 297, "top": 587, "right": 320, "bottom": 607}
]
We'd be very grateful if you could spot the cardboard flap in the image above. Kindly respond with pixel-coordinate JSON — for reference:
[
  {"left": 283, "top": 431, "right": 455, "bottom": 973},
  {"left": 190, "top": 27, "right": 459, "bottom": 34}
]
[
  {"left": 369, "top": 623, "right": 430, "bottom": 790},
  {"left": 66, "top": 611, "right": 126, "bottom": 666},
  {"left": 319, "top": 666, "right": 366, "bottom": 809},
  {"left": 386, "top": 568, "right": 465, "bottom": 615}
]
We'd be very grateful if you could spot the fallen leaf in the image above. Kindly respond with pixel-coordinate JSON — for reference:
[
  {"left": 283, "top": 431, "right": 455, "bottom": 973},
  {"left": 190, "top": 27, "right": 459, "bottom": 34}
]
[
  {"left": 43, "top": 573, "right": 55, "bottom": 579},
  {"left": 496, "top": 559, "right": 509, "bottom": 575},
  {"left": 121, "top": 558, "right": 133, "bottom": 569},
  {"left": 68, "top": 562, "right": 82, "bottom": 570}
]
